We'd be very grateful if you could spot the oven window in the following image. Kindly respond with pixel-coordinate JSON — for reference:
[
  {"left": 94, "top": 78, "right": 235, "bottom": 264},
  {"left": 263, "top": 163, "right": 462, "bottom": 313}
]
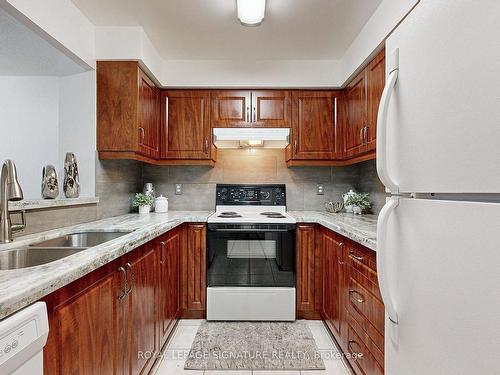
[{"left": 207, "top": 230, "right": 295, "bottom": 287}]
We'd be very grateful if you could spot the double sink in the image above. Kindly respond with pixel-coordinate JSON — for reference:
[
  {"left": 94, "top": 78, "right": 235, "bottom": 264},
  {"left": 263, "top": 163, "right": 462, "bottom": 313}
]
[{"left": 0, "top": 231, "right": 131, "bottom": 270}]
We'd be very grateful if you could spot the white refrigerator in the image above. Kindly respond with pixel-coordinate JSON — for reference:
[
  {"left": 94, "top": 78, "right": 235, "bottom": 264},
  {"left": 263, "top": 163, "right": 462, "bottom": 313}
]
[{"left": 376, "top": 1, "right": 500, "bottom": 374}]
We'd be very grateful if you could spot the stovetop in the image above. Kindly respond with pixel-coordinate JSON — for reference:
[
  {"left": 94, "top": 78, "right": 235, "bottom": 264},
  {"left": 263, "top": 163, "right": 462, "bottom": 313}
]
[{"left": 209, "top": 184, "right": 295, "bottom": 224}]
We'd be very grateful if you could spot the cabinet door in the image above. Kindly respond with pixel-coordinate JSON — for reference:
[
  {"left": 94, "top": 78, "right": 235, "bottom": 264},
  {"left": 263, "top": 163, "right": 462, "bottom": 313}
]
[
  {"left": 43, "top": 262, "right": 122, "bottom": 375},
  {"left": 159, "top": 229, "right": 181, "bottom": 347},
  {"left": 291, "top": 91, "right": 338, "bottom": 160},
  {"left": 322, "top": 230, "right": 344, "bottom": 341},
  {"left": 162, "top": 90, "right": 212, "bottom": 159},
  {"left": 181, "top": 224, "right": 206, "bottom": 316},
  {"left": 296, "top": 224, "right": 322, "bottom": 318},
  {"left": 344, "top": 71, "right": 367, "bottom": 158},
  {"left": 366, "top": 49, "right": 386, "bottom": 152},
  {"left": 211, "top": 90, "right": 252, "bottom": 127},
  {"left": 138, "top": 68, "right": 160, "bottom": 158},
  {"left": 125, "top": 244, "right": 159, "bottom": 375},
  {"left": 251, "top": 90, "right": 291, "bottom": 127}
]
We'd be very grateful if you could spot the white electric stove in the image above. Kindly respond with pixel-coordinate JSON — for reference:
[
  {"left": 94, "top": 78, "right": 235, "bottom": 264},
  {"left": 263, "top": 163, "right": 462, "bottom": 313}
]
[{"left": 206, "top": 184, "right": 296, "bottom": 321}]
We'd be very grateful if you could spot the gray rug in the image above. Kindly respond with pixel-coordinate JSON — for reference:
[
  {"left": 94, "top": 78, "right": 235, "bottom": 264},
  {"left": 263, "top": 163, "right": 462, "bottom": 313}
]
[{"left": 184, "top": 321, "right": 326, "bottom": 370}]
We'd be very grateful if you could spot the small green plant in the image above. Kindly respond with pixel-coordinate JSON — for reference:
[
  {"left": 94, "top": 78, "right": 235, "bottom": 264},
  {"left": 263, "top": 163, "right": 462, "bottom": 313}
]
[
  {"left": 132, "top": 193, "right": 154, "bottom": 208},
  {"left": 345, "top": 192, "right": 372, "bottom": 212}
]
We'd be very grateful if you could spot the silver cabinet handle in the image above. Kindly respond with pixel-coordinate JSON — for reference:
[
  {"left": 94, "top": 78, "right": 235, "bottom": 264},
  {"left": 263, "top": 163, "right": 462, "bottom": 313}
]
[
  {"left": 253, "top": 106, "right": 256, "bottom": 122},
  {"left": 338, "top": 242, "right": 345, "bottom": 264},
  {"left": 165, "top": 97, "right": 169, "bottom": 130},
  {"left": 348, "top": 340, "right": 363, "bottom": 355},
  {"left": 125, "top": 262, "right": 133, "bottom": 295},
  {"left": 139, "top": 127, "right": 145, "bottom": 142},
  {"left": 359, "top": 127, "right": 365, "bottom": 144},
  {"left": 365, "top": 126, "right": 369, "bottom": 144},
  {"left": 349, "top": 290, "right": 365, "bottom": 304},
  {"left": 333, "top": 97, "right": 337, "bottom": 128},
  {"left": 294, "top": 139, "right": 298, "bottom": 154},
  {"left": 117, "top": 266, "right": 127, "bottom": 300},
  {"left": 160, "top": 241, "right": 166, "bottom": 264},
  {"left": 246, "top": 106, "right": 250, "bottom": 122},
  {"left": 204, "top": 139, "right": 209, "bottom": 154},
  {"left": 349, "top": 251, "right": 364, "bottom": 261}
]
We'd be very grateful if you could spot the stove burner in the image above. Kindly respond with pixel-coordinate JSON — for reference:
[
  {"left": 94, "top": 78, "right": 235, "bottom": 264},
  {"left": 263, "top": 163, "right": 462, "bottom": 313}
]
[
  {"left": 217, "top": 211, "right": 242, "bottom": 218},
  {"left": 266, "top": 214, "right": 286, "bottom": 218},
  {"left": 260, "top": 212, "right": 281, "bottom": 215}
]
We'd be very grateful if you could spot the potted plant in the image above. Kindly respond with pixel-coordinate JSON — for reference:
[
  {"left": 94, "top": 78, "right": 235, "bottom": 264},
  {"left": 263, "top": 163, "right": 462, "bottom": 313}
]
[
  {"left": 345, "top": 192, "right": 372, "bottom": 215},
  {"left": 132, "top": 193, "right": 154, "bottom": 214}
]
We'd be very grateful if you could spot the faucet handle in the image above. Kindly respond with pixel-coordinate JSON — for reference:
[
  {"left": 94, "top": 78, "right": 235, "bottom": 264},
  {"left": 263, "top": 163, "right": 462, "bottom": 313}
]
[{"left": 11, "top": 210, "right": 26, "bottom": 233}]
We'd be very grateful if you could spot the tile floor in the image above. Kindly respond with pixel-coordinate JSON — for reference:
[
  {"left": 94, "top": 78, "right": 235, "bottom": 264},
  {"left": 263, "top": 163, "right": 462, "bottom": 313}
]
[{"left": 154, "top": 320, "right": 350, "bottom": 375}]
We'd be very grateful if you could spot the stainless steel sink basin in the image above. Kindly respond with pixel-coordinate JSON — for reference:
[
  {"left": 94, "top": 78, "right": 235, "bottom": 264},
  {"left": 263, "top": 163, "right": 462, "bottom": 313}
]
[
  {"left": 0, "top": 231, "right": 132, "bottom": 270},
  {"left": 29, "top": 231, "right": 130, "bottom": 249},
  {"left": 0, "top": 247, "right": 87, "bottom": 270}
]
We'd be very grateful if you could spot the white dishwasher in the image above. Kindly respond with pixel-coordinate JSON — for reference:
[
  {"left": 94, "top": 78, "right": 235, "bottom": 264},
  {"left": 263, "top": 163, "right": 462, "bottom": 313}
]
[{"left": 0, "top": 302, "right": 49, "bottom": 375}]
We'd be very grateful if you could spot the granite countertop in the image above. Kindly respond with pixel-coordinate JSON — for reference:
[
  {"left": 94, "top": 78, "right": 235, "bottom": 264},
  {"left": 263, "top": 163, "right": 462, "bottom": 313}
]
[
  {"left": 289, "top": 211, "right": 377, "bottom": 251},
  {"left": 0, "top": 210, "right": 377, "bottom": 320},
  {"left": 0, "top": 211, "right": 212, "bottom": 320}
]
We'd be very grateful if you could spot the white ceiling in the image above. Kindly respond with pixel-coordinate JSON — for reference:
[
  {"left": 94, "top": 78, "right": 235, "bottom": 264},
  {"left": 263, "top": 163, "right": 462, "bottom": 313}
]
[
  {"left": 0, "top": 8, "right": 86, "bottom": 76},
  {"left": 71, "top": 0, "right": 382, "bottom": 60}
]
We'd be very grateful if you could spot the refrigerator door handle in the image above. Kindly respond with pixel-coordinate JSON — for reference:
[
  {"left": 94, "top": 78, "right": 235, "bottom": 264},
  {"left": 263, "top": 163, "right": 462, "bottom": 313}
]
[
  {"left": 377, "top": 196, "right": 399, "bottom": 328},
  {"left": 376, "top": 48, "right": 399, "bottom": 194}
]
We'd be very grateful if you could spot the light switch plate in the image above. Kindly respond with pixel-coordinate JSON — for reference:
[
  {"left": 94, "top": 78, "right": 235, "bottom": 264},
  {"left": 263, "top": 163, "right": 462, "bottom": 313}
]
[
  {"left": 175, "top": 184, "right": 182, "bottom": 195},
  {"left": 317, "top": 184, "right": 324, "bottom": 195}
]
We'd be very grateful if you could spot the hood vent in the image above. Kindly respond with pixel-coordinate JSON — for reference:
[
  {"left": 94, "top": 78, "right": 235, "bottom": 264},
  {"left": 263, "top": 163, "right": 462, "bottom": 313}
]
[{"left": 212, "top": 128, "right": 290, "bottom": 149}]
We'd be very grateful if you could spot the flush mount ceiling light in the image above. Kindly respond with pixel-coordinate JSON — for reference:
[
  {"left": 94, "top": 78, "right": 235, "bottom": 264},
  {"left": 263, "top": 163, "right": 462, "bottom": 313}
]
[{"left": 237, "top": 0, "right": 266, "bottom": 26}]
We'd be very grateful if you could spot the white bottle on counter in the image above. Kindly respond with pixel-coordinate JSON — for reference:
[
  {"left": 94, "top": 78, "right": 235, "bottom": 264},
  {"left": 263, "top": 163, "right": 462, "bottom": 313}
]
[{"left": 155, "top": 195, "right": 169, "bottom": 213}]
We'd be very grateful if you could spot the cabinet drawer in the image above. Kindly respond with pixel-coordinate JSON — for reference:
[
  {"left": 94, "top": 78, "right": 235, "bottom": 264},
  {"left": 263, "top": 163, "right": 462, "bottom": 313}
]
[
  {"left": 348, "top": 311, "right": 384, "bottom": 369},
  {"left": 346, "top": 313, "right": 384, "bottom": 375},
  {"left": 347, "top": 273, "right": 384, "bottom": 351}
]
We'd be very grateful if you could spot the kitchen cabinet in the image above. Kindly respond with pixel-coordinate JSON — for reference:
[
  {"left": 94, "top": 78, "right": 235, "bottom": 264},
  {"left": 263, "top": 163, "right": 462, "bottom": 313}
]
[
  {"left": 343, "top": 48, "right": 385, "bottom": 158},
  {"left": 97, "top": 61, "right": 160, "bottom": 161},
  {"left": 181, "top": 223, "right": 207, "bottom": 318},
  {"left": 122, "top": 242, "right": 159, "bottom": 375},
  {"left": 211, "top": 90, "right": 291, "bottom": 128},
  {"left": 42, "top": 259, "right": 122, "bottom": 375},
  {"left": 296, "top": 224, "right": 385, "bottom": 375},
  {"left": 161, "top": 90, "right": 215, "bottom": 161},
  {"left": 288, "top": 91, "right": 341, "bottom": 161},
  {"left": 296, "top": 224, "right": 322, "bottom": 319},
  {"left": 158, "top": 228, "right": 181, "bottom": 347},
  {"left": 321, "top": 228, "right": 345, "bottom": 343},
  {"left": 42, "top": 224, "right": 206, "bottom": 374}
]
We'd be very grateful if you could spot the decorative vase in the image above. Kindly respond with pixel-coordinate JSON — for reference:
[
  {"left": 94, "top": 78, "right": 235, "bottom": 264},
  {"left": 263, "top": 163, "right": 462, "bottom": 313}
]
[
  {"left": 138, "top": 205, "right": 151, "bottom": 214},
  {"left": 352, "top": 206, "right": 362, "bottom": 215},
  {"left": 41, "top": 165, "right": 59, "bottom": 199},
  {"left": 63, "top": 152, "right": 80, "bottom": 198}
]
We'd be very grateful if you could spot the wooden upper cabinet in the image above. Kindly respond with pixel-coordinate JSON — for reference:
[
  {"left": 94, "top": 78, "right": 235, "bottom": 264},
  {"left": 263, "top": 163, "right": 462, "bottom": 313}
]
[
  {"left": 366, "top": 49, "right": 386, "bottom": 152},
  {"left": 138, "top": 69, "right": 160, "bottom": 157},
  {"left": 211, "top": 90, "right": 291, "bottom": 128},
  {"left": 97, "top": 61, "right": 160, "bottom": 159},
  {"left": 343, "top": 48, "right": 386, "bottom": 159},
  {"left": 211, "top": 90, "right": 252, "bottom": 127},
  {"left": 345, "top": 71, "right": 367, "bottom": 158},
  {"left": 290, "top": 91, "right": 339, "bottom": 160},
  {"left": 252, "top": 90, "right": 291, "bottom": 127},
  {"left": 161, "top": 90, "right": 213, "bottom": 160}
]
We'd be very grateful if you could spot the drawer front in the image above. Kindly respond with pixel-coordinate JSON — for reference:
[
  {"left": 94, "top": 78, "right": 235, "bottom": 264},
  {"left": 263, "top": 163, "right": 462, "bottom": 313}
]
[
  {"left": 346, "top": 320, "right": 384, "bottom": 375},
  {"left": 347, "top": 272, "right": 384, "bottom": 351},
  {"left": 348, "top": 311, "right": 384, "bottom": 369}
]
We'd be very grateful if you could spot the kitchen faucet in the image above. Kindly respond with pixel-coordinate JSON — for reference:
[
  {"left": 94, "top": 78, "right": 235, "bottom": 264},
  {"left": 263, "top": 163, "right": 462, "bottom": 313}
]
[{"left": 0, "top": 160, "right": 26, "bottom": 243}]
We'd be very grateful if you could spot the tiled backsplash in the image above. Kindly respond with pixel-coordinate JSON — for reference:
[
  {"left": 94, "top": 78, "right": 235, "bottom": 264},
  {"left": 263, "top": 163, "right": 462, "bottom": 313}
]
[{"left": 143, "top": 149, "right": 364, "bottom": 212}]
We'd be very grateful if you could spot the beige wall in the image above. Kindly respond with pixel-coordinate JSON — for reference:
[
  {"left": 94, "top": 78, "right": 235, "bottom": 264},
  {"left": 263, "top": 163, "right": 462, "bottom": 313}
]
[{"left": 143, "top": 149, "right": 360, "bottom": 211}]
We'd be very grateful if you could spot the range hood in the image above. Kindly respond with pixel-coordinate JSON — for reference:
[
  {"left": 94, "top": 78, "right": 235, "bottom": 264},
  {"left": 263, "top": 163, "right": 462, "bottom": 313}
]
[{"left": 212, "top": 128, "right": 290, "bottom": 149}]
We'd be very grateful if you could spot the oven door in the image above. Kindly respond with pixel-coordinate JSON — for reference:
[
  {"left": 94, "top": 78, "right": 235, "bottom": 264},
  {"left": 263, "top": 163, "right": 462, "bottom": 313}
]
[{"left": 207, "top": 223, "right": 296, "bottom": 288}]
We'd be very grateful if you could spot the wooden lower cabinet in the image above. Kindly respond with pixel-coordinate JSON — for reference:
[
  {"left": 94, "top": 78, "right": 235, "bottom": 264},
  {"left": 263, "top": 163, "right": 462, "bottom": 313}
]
[
  {"left": 296, "top": 224, "right": 322, "bottom": 319},
  {"left": 297, "top": 224, "right": 385, "bottom": 375},
  {"left": 42, "top": 223, "right": 207, "bottom": 375},
  {"left": 181, "top": 223, "right": 207, "bottom": 317}
]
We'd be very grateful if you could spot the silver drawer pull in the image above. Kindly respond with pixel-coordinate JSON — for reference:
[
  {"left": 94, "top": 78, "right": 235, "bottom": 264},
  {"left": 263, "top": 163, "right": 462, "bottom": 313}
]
[
  {"left": 349, "top": 290, "right": 365, "bottom": 304},
  {"left": 117, "top": 266, "right": 127, "bottom": 300},
  {"left": 349, "top": 251, "right": 364, "bottom": 261},
  {"left": 348, "top": 340, "right": 363, "bottom": 355}
]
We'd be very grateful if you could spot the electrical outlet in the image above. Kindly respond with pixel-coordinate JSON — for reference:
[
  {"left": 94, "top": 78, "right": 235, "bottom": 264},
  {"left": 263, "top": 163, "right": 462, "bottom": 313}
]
[
  {"left": 317, "top": 184, "right": 324, "bottom": 195},
  {"left": 175, "top": 184, "right": 182, "bottom": 195}
]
